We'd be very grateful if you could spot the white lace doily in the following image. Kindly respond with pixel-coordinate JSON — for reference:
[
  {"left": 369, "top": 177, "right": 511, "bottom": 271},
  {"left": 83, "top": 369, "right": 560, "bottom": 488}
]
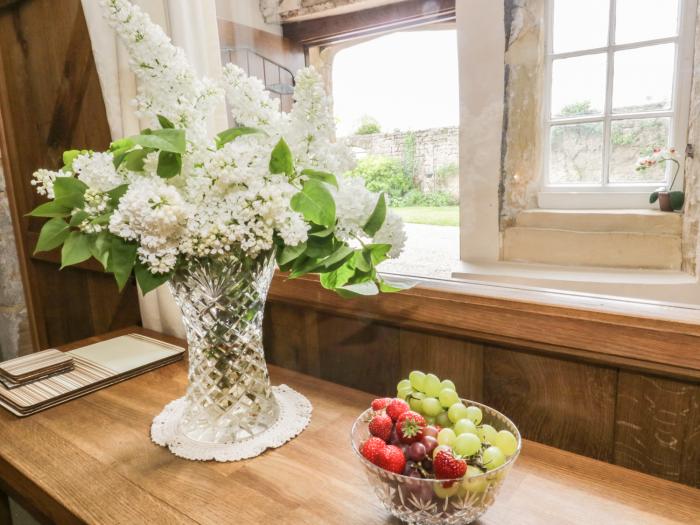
[{"left": 150, "top": 385, "right": 312, "bottom": 462}]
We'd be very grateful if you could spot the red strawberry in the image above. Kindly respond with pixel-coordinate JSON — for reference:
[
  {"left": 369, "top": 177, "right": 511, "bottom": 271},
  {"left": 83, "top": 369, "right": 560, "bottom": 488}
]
[
  {"left": 371, "top": 397, "right": 392, "bottom": 411},
  {"left": 433, "top": 449, "right": 467, "bottom": 480},
  {"left": 396, "top": 410, "right": 426, "bottom": 444},
  {"left": 386, "top": 398, "right": 410, "bottom": 422},
  {"left": 377, "top": 444, "right": 406, "bottom": 474},
  {"left": 361, "top": 437, "right": 387, "bottom": 465},
  {"left": 368, "top": 413, "right": 393, "bottom": 442}
]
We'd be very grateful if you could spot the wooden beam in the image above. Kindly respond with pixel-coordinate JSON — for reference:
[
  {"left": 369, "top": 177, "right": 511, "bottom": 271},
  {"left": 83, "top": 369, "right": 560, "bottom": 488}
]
[
  {"left": 283, "top": 0, "right": 456, "bottom": 47},
  {"left": 268, "top": 275, "right": 700, "bottom": 380}
]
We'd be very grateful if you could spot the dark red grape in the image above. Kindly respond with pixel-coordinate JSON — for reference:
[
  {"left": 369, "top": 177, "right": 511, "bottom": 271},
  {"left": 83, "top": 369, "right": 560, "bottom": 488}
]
[
  {"left": 408, "top": 442, "right": 427, "bottom": 461},
  {"left": 422, "top": 426, "right": 439, "bottom": 439},
  {"left": 421, "top": 435, "right": 438, "bottom": 456},
  {"left": 389, "top": 427, "right": 400, "bottom": 445}
]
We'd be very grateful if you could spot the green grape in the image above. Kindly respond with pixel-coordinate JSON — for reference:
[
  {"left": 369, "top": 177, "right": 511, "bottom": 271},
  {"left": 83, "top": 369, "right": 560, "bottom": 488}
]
[
  {"left": 453, "top": 418, "right": 477, "bottom": 436},
  {"left": 461, "top": 465, "right": 487, "bottom": 495},
  {"left": 494, "top": 430, "right": 518, "bottom": 456},
  {"left": 408, "top": 398, "right": 423, "bottom": 414},
  {"left": 423, "top": 373, "right": 442, "bottom": 397},
  {"left": 421, "top": 397, "right": 443, "bottom": 417},
  {"left": 465, "top": 406, "right": 483, "bottom": 425},
  {"left": 438, "top": 388, "right": 459, "bottom": 408},
  {"left": 434, "top": 482, "right": 459, "bottom": 498},
  {"left": 440, "top": 379, "right": 456, "bottom": 391},
  {"left": 397, "top": 386, "right": 413, "bottom": 400},
  {"left": 435, "top": 411, "right": 451, "bottom": 428},
  {"left": 397, "top": 379, "right": 411, "bottom": 391},
  {"left": 408, "top": 370, "right": 426, "bottom": 392},
  {"left": 437, "top": 428, "right": 456, "bottom": 447},
  {"left": 424, "top": 415, "right": 436, "bottom": 425},
  {"left": 482, "top": 446, "right": 506, "bottom": 470},
  {"left": 453, "top": 433, "right": 481, "bottom": 457},
  {"left": 447, "top": 402, "right": 469, "bottom": 423},
  {"left": 477, "top": 424, "right": 498, "bottom": 444}
]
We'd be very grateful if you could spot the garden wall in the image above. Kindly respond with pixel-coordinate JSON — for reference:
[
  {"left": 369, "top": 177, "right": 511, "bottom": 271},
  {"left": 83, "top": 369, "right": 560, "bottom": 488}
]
[{"left": 344, "top": 126, "right": 459, "bottom": 196}]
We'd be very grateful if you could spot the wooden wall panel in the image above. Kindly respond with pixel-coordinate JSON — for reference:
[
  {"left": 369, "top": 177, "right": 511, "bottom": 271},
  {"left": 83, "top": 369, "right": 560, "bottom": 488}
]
[
  {"left": 614, "top": 372, "right": 700, "bottom": 484},
  {"left": 398, "top": 330, "right": 484, "bottom": 401},
  {"left": 0, "top": 0, "right": 140, "bottom": 349},
  {"left": 316, "top": 313, "right": 400, "bottom": 395},
  {"left": 483, "top": 348, "right": 618, "bottom": 461}
]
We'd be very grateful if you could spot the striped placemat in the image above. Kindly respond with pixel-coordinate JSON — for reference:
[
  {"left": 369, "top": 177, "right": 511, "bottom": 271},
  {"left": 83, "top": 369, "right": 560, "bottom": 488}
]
[{"left": 0, "top": 349, "right": 73, "bottom": 380}]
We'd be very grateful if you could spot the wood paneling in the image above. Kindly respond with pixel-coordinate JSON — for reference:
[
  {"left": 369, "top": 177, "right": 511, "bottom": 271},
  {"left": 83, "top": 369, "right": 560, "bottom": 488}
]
[
  {"left": 0, "top": 0, "right": 140, "bottom": 349},
  {"left": 317, "top": 312, "right": 400, "bottom": 395},
  {"left": 615, "top": 372, "right": 700, "bottom": 484},
  {"left": 398, "top": 330, "right": 484, "bottom": 401},
  {"left": 483, "top": 347, "right": 618, "bottom": 461},
  {"left": 269, "top": 275, "right": 700, "bottom": 380},
  {"left": 283, "top": 0, "right": 456, "bottom": 46}
]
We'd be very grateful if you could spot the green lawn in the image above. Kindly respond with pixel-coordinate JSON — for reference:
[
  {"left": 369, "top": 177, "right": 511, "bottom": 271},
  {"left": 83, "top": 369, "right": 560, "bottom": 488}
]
[{"left": 392, "top": 206, "right": 459, "bottom": 227}]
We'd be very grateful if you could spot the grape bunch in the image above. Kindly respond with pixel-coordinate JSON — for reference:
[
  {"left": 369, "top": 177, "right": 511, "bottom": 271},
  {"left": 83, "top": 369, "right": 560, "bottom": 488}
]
[{"left": 360, "top": 370, "right": 518, "bottom": 497}]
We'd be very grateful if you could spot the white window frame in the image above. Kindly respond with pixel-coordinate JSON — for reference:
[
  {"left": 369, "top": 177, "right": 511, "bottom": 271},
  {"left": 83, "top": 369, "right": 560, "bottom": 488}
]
[{"left": 539, "top": 0, "right": 697, "bottom": 210}]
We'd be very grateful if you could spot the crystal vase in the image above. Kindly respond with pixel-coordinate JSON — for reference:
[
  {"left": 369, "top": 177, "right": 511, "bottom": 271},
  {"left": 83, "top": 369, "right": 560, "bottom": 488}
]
[{"left": 168, "top": 250, "right": 279, "bottom": 444}]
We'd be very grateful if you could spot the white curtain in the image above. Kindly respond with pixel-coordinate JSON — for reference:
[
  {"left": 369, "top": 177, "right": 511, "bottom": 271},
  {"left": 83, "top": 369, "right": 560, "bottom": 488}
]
[{"left": 81, "top": 0, "right": 228, "bottom": 337}]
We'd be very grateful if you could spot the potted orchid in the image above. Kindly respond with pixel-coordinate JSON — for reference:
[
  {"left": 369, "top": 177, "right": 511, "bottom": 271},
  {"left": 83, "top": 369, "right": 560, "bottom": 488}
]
[
  {"left": 636, "top": 146, "right": 684, "bottom": 212},
  {"left": 28, "top": 0, "right": 407, "bottom": 449}
]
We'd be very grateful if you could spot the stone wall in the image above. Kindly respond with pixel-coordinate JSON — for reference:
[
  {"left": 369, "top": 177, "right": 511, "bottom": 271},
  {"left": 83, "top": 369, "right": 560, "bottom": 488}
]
[
  {"left": 260, "top": 0, "right": 403, "bottom": 23},
  {"left": 344, "top": 127, "right": 460, "bottom": 195},
  {"left": 0, "top": 151, "right": 31, "bottom": 360},
  {"left": 500, "top": 0, "right": 544, "bottom": 227}
]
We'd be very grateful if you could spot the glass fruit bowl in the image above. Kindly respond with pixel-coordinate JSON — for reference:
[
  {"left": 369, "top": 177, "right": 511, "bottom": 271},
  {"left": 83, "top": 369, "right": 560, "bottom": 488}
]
[{"left": 350, "top": 399, "right": 521, "bottom": 525}]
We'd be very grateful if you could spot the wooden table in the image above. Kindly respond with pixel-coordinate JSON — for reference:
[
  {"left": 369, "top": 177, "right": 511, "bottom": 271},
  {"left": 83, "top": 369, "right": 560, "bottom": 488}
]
[{"left": 0, "top": 328, "right": 698, "bottom": 524}]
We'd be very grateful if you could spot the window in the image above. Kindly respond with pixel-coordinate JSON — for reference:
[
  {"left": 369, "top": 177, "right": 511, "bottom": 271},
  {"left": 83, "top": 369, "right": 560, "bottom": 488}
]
[{"left": 542, "top": 0, "right": 696, "bottom": 205}]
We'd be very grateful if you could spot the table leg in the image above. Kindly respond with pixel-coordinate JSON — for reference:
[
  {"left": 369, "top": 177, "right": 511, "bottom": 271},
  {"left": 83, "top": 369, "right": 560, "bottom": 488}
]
[{"left": 0, "top": 487, "right": 11, "bottom": 525}]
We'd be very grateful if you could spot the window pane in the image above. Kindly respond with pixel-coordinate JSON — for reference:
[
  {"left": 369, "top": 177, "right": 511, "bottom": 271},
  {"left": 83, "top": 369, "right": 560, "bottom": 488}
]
[
  {"left": 615, "top": 0, "right": 679, "bottom": 45},
  {"left": 549, "top": 122, "right": 604, "bottom": 184},
  {"left": 553, "top": 0, "right": 609, "bottom": 53},
  {"left": 609, "top": 118, "right": 670, "bottom": 183},
  {"left": 613, "top": 44, "right": 675, "bottom": 113},
  {"left": 551, "top": 54, "right": 607, "bottom": 118}
]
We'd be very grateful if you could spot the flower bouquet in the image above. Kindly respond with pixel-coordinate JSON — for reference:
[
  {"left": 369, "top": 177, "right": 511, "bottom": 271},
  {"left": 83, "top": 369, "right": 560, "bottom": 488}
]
[
  {"left": 636, "top": 146, "right": 684, "bottom": 212},
  {"left": 29, "top": 0, "right": 406, "bottom": 446}
]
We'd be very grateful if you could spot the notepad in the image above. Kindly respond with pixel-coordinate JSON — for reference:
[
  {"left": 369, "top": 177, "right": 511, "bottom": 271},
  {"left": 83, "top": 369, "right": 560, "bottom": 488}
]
[{"left": 0, "top": 333, "right": 184, "bottom": 417}]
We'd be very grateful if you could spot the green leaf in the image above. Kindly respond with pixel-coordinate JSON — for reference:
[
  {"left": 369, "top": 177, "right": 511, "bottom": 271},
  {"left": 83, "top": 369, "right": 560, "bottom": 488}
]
[
  {"left": 69, "top": 210, "right": 89, "bottom": 226},
  {"left": 366, "top": 243, "right": 392, "bottom": 265},
  {"left": 123, "top": 148, "right": 150, "bottom": 171},
  {"left": 91, "top": 213, "right": 111, "bottom": 226},
  {"left": 352, "top": 250, "right": 371, "bottom": 272},
  {"left": 322, "top": 245, "right": 354, "bottom": 269},
  {"left": 61, "top": 231, "right": 92, "bottom": 268},
  {"left": 157, "top": 115, "right": 174, "bottom": 129},
  {"left": 62, "top": 150, "right": 81, "bottom": 171},
  {"left": 34, "top": 218, "right": 70, "bottom": 254},
  {"left": 649, "top": 191, "right": 659, "bottom": 204},
  {"left": 107, "top": 184, "right": 129, "bottom": 207},
  {"left": 670, "top": 191, "right": 685, "bottom": 211},
  {"left": 110, "top": 138, "right": 134, "bottom": 152},
  {"left": 363, "top": 193, "right": 386, "bottom": 236},
  {"left": 28, "top": 201, "right": 71, "bottom": 218},
  {"left": 378, "top": 277, "right": 413, "bottom": 293},
  {"left": 157, "top": 151, "right": 182, "bottom": 178},
  {"left": 320, "top": 263, "right": 355, "bottom": 290},
  {"left": 269, "top": 138, "right": 294, "bottom": 176},
  {"left": 309, "top": 225, "right": 335, "bottom": 237},
  {"left": 130, "top": 128, "right": 186, "bottom": 154},
  {"left": 107, "top": 238, "right": 137, "bottom": 291},
  {"left": 53, "top": 177, "right": 88, "bottom": 209},
  {"left": 290, "top": 179, "right": 336, "bottom": 227},
  {"left": 134, "top": 262, "right": 172, "bottom": 294},
  {"left": 338, "top": 281, "right": 379, "bottom": 297},
  {"left": 89, "top": 232, "right": 111, "bottom": 270},
  {"left": 305, "top": 235, "right": 336, "bottom": 259},
  {"left": 301, "top": 169, "right": 338, "bottom": 188},
  {"left": 277, "top": 241, "right": 307, "bottom": 266},
  {"left": 215, "top": 126, "right": 262, "bottom": 149}
]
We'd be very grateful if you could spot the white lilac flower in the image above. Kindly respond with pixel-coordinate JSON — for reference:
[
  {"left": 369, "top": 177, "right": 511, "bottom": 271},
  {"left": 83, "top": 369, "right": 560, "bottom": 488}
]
[
  {"left": 373, "top": 211, "right": 406, "bottom": 258},
  {"left": 72, "top": 152, "right": 124, "bottom": 192},
  {"left": 31, "top": 169, "right": 72, "bottom": 199}
]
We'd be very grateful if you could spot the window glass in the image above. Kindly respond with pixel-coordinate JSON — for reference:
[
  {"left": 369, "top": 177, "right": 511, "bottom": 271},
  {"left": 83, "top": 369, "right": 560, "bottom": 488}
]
[
  {"left": 551, "top": 54, "right": 607, "bottom": 118},
  {"left": 612, "top": 44, "right": 675, "bottom": 113},
  {"left": 553, "top": 0, "right": 609, "bottom": 53},
  {"left": 609, "top": 118, "right": 670, "bottom": 183},
  {"left": 615, "top": 0, "right": 679, "bottom": 45},
  {"left": 549, "top": 122, "right": 604, "bottom": 184}
]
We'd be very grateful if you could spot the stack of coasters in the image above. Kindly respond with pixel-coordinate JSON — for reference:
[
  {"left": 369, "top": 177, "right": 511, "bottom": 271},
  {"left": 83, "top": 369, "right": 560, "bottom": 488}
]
[
  {"left": 0, "top": 349, "right": 74, "bottom": 389},
  {"left": 0, "top": 333, "right": 184, "bottom": 416}
]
